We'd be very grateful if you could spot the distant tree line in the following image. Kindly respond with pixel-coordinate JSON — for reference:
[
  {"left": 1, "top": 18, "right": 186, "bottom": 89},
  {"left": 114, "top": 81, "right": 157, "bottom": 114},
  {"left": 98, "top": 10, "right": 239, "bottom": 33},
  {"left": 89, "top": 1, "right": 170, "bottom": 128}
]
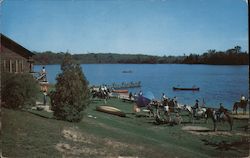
[{"left": 33, "top": 46, "right": 248, "bottom": 65}]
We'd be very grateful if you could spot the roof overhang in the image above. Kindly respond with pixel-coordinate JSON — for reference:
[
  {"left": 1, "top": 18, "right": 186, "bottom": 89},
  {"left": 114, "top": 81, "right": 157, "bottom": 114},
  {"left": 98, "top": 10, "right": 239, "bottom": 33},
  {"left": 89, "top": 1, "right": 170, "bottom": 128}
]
[{"left": 1, "top": 33, "right": 35, "bottom": 59}]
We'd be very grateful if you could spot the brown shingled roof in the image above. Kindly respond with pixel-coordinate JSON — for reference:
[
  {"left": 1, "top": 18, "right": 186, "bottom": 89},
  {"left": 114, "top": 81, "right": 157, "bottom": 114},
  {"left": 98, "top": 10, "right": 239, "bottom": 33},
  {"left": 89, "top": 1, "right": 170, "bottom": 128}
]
[{"left": 0, "top": 33, "right": 34, "bottom": 58}]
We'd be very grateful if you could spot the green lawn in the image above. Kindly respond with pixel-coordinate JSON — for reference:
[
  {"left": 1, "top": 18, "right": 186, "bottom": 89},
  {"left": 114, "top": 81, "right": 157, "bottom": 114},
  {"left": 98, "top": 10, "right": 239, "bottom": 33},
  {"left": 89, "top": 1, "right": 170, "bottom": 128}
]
[{"left": 2, "top": 98, "right": 249, "bottom": 158}]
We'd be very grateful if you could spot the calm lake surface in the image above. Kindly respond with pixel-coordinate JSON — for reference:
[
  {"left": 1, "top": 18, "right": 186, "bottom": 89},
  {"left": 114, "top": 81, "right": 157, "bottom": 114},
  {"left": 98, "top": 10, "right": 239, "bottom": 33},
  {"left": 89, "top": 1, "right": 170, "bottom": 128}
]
[{"left": 34, "top": 64, "right": 249, "bottom": 109}]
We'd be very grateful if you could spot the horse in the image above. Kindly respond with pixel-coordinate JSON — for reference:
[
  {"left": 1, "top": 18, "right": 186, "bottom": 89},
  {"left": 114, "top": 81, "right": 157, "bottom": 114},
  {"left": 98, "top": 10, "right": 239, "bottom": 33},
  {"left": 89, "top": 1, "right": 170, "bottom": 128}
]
[
  {"left": 233, "top": 99, "right": 248, "bottom": 115},
  {"left": 91, "top": 89, "right": 110, "bottom": 104},
  {"left": 183, "top": 105, "right": 207, "bottom": 123},
  {"left": 205, "top": 107, "right": 233, "bottom": 131},
  {"left": 168, "top": 99, "right": 179, "bottom": 113}
]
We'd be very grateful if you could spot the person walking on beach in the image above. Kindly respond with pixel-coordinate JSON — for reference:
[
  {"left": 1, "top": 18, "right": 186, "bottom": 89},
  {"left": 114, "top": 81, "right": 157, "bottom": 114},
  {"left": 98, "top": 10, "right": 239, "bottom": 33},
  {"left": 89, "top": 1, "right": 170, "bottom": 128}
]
[{"left": 216, "top": 103, "right": 225, "bottom": 121}]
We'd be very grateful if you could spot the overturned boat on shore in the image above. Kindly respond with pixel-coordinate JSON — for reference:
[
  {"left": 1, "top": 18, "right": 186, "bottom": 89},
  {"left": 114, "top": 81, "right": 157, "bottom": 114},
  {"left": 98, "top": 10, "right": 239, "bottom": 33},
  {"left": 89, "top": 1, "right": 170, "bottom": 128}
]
[
  {"left": 96, "top": 105, "right": 126, "bottom": 117},
  {"left": 112, "top": 89, "right": 129, "bottom": 93}
]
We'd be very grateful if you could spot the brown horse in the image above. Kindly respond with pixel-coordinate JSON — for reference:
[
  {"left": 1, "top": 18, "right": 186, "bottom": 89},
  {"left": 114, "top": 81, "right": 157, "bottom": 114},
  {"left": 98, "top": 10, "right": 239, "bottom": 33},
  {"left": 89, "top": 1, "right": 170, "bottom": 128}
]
[
  {"left": 205, "top": 107, "right": 233, "bottom": 132},
  {"left": 233, "top": 99, "right": 248, "bottom": 115}
]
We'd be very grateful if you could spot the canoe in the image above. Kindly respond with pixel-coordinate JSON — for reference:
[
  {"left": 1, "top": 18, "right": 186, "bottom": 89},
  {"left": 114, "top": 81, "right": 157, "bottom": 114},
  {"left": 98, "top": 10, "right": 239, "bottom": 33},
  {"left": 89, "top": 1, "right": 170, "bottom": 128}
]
[
  {"left": 173, "top": 87, "right": 200, "bottom": 91},
  {"left": 122, "top": 70, "right": 133, "bottom": 73},
  {"left": 96, "top": 105, "right": 126, "bottom": 117},
  {"left": 112, "top": 89, "right": 129, "bottom": 93}
]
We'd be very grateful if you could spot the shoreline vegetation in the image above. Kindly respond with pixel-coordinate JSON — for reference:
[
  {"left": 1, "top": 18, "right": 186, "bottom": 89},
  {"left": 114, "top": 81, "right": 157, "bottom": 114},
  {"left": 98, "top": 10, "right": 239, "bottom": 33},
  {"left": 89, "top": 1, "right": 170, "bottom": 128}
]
[{"left": 33, "top": 46, "right": 249, "bottom": 65}]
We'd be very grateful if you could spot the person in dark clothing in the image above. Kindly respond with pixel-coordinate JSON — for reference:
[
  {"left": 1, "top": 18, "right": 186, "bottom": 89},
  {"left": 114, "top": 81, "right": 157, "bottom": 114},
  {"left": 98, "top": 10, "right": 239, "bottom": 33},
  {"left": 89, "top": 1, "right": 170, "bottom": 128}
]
[
  {"left": 192, "top": 99, "right": 199, "bottom": 117},
  {"left": 43, "top": 90, "right": 47, "bottom": 105},
  {"left": 129, "top": 92, "right": 133, "bottom": 100}
]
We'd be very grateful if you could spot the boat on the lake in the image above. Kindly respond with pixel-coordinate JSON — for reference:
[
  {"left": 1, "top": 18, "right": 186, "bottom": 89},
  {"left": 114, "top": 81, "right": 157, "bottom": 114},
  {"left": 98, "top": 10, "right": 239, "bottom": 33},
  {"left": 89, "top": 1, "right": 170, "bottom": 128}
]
[
  {"left": 173, "top": 87, "right": 200, "bottom": 91},
  {"left": 122, "top": 70, "right": 133, "bottom": 73}
]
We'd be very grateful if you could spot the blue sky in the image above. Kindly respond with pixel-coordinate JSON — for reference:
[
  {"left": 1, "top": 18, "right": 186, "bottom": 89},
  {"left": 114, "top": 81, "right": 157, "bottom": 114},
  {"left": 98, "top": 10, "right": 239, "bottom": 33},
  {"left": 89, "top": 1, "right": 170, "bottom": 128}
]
[{"left": 1, "top": 0, "right": 248, "bottom": 56}]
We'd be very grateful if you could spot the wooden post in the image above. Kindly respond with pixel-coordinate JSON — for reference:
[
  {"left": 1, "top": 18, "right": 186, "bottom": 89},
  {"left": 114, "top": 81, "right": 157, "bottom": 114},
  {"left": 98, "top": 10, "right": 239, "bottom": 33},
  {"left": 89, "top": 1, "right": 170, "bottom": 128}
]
[
  {"left": 21, "top": 60, "right": 24, "bottom": 72},
  {"left": 16, "top": 60, "right": 18, "bottom": 73},
  {"left": 3, "top": 60, "right": 6, "bottom": 72}
]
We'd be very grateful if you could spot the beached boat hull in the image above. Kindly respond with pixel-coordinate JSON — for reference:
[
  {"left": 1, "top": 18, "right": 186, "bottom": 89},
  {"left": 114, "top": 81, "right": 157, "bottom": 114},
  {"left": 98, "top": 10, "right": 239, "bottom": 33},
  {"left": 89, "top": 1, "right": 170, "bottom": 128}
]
[
  {"left": 96, "top": 106, "right": 126, "bottom": 117},
  {"left": 173, "top": 87, "right": 200, "bottom": 91},
  {"left": 112, "top": 89, "right": 129, "bottom": 93}
]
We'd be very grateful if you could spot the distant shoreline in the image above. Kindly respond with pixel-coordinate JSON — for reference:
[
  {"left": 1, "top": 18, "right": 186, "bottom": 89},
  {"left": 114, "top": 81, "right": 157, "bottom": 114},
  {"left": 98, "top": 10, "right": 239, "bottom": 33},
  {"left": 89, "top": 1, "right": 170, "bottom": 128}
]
[
  {"left": 33, "top": 46, "right": 249, "bottom": 65},
  {"left": 34, "top": 63, "right": 249, "bottom": 66}
]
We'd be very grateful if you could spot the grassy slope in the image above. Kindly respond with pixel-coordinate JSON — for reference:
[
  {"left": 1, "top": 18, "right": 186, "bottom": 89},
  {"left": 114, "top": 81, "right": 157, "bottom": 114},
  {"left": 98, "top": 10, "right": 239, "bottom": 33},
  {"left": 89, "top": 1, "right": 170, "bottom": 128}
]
[{"left": 2, "top": 98, "right": 249, "bottom": 158}]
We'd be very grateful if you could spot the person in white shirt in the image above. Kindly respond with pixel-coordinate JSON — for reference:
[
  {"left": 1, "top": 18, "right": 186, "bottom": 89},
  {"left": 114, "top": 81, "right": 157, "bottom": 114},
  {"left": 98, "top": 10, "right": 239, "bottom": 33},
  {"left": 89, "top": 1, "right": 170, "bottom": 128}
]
[
  {"left": 42, "top": 66, "right": 46, "bottom": 74},
  {"left": 139, "top": 90, "right": 143, "bottom": 96},
  {"left": 240, "top": 94, "right": 246, "bottom": 104},
  {"left": 240, "top": 94, "right": 246, "bottom": 101}
]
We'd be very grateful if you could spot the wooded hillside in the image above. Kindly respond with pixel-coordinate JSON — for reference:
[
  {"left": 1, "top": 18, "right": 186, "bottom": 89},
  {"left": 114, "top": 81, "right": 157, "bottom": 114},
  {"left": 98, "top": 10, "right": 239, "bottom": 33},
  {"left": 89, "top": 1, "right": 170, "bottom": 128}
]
[{"left": 33, "top": 46, "right": 249, "bottom": 65}]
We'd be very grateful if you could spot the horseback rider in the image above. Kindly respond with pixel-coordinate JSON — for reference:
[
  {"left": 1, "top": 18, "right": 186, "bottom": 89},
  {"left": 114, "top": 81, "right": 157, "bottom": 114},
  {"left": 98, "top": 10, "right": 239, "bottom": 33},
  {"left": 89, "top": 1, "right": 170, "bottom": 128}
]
[
  {"left": 173, "top": 96, "right": 178, "bottom": 106},
  {"left": 215, "top": 103, "right": 225, "bottom": 122},
  {"left": 161, "top": 93, "right": 168, "bottom": 107},
  {"left": 240, "top": 94, "right": 246, "bottom": 104},
  {"left": 159, "top": 93, "right": 169, "bottom": 115},
  {"left": 161, "top": 93, "right": 166, "bottom": 101},
  {"left": 192, "top": 99, "right": 199, "bottom": 117}
]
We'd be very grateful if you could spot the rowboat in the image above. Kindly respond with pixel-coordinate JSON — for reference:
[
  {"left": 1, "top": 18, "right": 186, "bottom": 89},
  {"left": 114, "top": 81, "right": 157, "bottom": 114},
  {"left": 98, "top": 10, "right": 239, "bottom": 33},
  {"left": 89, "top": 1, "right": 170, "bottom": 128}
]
[
  {"left": 122, "top": 70, "right": 133, "bottom": 73},
  {"left": 96, "top": 106, "right": 126, "bottom": 117},
  {"left": 173, "top": 87, "right": 200, "bottom": 91},
  {"left": 112, "top": 89, "right": 129, "bottom": 93}
]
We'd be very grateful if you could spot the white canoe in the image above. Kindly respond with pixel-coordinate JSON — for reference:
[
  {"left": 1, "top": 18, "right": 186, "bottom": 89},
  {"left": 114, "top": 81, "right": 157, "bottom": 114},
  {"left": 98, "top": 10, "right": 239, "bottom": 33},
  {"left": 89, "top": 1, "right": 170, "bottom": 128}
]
[{"left": 96, "top": 106, "right": 126, "bottom": 117}]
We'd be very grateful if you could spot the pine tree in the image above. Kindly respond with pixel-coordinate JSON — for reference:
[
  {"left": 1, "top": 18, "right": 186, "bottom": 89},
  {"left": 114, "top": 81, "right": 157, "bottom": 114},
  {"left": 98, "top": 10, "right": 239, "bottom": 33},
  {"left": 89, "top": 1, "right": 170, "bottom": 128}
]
[{"left": 51, "top": 53, "right": 90, "bottom": 122}]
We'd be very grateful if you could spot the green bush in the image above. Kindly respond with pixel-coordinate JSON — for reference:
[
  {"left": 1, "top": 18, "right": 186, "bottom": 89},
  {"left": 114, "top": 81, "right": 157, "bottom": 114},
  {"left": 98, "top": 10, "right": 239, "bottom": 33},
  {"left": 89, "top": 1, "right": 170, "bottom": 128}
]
[
  {"left": 1, "top": 73, "right": 40, "bottom": 109},
  {"left": 50, "top": 53, "right": 90, "bottom": 122}
]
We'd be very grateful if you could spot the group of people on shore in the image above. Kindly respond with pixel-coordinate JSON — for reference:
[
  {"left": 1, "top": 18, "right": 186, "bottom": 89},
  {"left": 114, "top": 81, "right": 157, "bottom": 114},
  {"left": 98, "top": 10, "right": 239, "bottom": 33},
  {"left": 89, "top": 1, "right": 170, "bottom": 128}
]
[{"left": 134, "top": 90, "right": 247, "bottom": 116}]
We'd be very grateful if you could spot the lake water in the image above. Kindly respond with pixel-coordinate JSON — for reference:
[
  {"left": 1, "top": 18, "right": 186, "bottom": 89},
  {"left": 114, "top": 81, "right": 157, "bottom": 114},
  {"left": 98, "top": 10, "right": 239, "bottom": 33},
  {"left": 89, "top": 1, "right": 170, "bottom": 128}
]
[{"left": 34, "top": 64, "right": 249, "bottom": 109}]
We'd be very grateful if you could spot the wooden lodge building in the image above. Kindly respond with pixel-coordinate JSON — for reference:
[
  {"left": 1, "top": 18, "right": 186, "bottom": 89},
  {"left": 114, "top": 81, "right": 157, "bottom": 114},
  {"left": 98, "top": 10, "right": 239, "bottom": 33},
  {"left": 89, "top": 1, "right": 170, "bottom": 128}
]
[{"left": 1, "top": 33, "right": 35, "bottom": 73}]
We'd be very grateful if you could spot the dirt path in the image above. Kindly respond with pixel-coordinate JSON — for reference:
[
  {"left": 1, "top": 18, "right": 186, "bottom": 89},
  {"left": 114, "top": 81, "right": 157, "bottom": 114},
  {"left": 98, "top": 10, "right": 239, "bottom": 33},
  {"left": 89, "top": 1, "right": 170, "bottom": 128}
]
[
  {"left": 55, "top": 126, "right": 144, "bottom": 157},
  {"left": 182, "top": 125, "right": 249, "bottom": 136}
]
